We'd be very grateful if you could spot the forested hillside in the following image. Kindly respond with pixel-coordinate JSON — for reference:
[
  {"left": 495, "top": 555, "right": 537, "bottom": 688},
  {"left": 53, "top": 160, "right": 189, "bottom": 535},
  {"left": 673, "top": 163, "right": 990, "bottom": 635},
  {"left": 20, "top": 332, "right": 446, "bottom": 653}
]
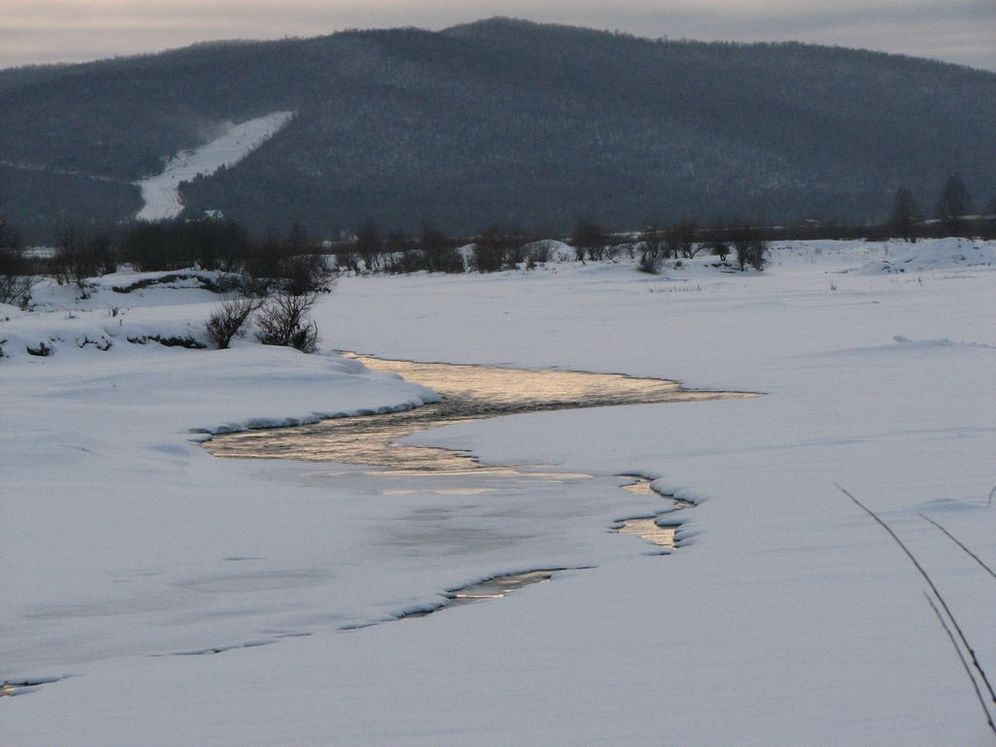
[{"left": 1, "top": 18, "right": 993, "bottom": 239}]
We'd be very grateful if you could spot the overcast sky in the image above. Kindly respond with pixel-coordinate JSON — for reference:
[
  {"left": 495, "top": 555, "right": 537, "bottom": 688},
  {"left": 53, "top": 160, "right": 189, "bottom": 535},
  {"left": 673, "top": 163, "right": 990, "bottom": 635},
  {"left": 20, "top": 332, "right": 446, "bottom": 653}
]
[{"left": 3, "top": 0, "right": 994, "bottom": 71}]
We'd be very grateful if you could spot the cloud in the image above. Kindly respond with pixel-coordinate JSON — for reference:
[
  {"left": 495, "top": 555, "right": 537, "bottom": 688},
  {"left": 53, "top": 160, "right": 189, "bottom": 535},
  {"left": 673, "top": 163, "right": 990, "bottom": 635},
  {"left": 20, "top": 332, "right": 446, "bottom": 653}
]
[{"left": 3, "top": 1, "right": 993, "bottom": 70}]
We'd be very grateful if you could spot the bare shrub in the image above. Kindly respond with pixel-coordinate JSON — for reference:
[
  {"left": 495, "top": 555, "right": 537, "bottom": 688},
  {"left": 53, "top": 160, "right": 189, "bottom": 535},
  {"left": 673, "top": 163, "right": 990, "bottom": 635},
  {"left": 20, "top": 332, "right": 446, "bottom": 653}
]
[
  {"left": 732, "top": 226, "right": 768, "bottom": 271},
  {"left": 573, "top": 220, "right": 606, "bottom": 262},
  {"left": 708, "top": 239, "right": 730, "bottom": 262},
  {"left": 678, "top": 220, "right": 700, "bottom": 258},
  {"left": 0, "top": 246, "right": 38, "bottom": 306},
  {"left": 661, "top": 220, "right": 700, "bottom": 259},
  {"left": 472, "top": 226, "right": 523, "bottom": 272},
  {"left": 421, "top": 227, "right": 464, "bottom": 273},
  {"left": 127, "top": 334, "right": 205, "bottom": 349},
  {"left": 280, "top": 253, "right": 332, "bottom": 295},
  {"left": 471, "top": 243, "right": 503, "bottom": 273},
  {"left": 243, "top": 237, "right": 285, "bottom": 291},
  {"left": 637, "top": 242, "right": 661, "bottom": 274},
  {"left": 529, "top": 243, "right": 550, "bottom": 264},
  {"left": 206, "top": 297, "right": 262, "bottom": 349},
  {"left": 54, "top": 223, "right": 115, "bottom": 290},
  {"left": 355, "top": 218, "right": 382, "bottom": 271},
  {"left": 256, "top": 291, "right": 321, "bottom": 352},
  {"left": 335, "top": 250, "right": 361, "bottom": 274}
]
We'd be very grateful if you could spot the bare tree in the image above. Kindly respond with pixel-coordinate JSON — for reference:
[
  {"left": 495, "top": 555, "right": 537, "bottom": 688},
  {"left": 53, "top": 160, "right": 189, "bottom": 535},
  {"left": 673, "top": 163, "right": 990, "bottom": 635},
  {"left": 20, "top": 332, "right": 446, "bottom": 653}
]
[
  {"left": 355, "top": 217, "right": 382, "bottom": 271},
  {"left": 732, "top": 225, "right": 767, "bottom": 271},
  {"left": 663, "top": 224, "right": 682, "bottom": 259},
  {"left": 889, "top": 186, "right": 921, "bottom": 242},
  {"left": 280, "top": 253, "right": 332, "bottom": 295},
  {"left": 637, "top": 226, "right": 663, "bottom": 273},
  {"left": 708, "top": 238, "right": 730, "bottom": 262},
  {"left": 936, "top": 173, "right": 973, "bottom": 231},
  {"left": 677, "top": 219, "right": 700, "bottom": 258},
  {"left": 637, "top": 244, "right": 661, "bottom": 274},
  {"left": 0, "top": 249, "right": 37, "bottom": 306},
  {"left": 572, "top": 220, "right": 605, "bottom": 262},
  {"left": 0, "top": 210, "right": 37, "bottom": 306},
  {"left": 53, "top": 222, "right": 113, "bottom": 289},
  {"left": 420, "top": 226, "right": 463, "bottom": 273},
  {"left": 473, "top": 226, "right": 520, "bottom": 272}
]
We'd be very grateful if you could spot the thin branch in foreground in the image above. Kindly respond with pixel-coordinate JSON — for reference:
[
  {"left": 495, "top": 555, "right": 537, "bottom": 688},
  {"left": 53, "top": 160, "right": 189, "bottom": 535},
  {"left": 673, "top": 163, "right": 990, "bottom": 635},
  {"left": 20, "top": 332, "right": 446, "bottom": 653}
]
[
  {"left": 919, "top": 512, "right": 996, "bottom": 581},
  {"left": 835, "top": 483, "right": 996, "bottom": 706},
  {"left": 923, "top": 593, "right": 996, "bottom": 736}
]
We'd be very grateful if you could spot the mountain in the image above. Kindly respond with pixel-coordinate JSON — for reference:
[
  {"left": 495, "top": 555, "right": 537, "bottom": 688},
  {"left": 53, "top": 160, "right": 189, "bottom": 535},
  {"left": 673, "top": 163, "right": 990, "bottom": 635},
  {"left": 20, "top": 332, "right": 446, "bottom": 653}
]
[{"left": 1, "top": 18, "right": 993, "bottom": 240}]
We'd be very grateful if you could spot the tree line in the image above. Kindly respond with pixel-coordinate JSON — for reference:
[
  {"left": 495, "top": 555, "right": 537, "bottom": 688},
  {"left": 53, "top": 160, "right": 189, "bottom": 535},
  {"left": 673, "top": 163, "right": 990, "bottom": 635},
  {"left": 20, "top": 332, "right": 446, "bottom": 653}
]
[
  {"left": 886, "top": 173, "right": 989, "bottom": 243},
  {"left": 1, "top": 167, "right": 993, "bottom": 310}
]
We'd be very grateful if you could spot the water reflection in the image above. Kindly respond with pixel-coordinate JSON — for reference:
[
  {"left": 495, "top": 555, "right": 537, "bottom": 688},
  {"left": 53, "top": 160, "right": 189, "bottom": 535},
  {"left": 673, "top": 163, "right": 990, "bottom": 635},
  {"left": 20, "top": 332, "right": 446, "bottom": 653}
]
[
  {"left": 208, "top": 353, "right": 752, "bottom": 472},
  {"left": 449, "top": 570, "right": 555, "bottom": 602},
  {"left": 616, "top": 518, "right": 678, "bottom": 548},
  {"left": 397, "top": 570, "right": 563, "bottom": 621},
  {"left": 615, "top": 478, "right": 692, "bottom": 548}
]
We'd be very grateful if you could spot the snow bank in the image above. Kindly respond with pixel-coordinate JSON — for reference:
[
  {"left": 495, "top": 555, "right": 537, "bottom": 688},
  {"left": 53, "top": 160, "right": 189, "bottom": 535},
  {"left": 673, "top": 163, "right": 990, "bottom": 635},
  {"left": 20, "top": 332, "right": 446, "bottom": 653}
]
[{"left": 852, "top": 237, "right": 995, "bottom": 274}]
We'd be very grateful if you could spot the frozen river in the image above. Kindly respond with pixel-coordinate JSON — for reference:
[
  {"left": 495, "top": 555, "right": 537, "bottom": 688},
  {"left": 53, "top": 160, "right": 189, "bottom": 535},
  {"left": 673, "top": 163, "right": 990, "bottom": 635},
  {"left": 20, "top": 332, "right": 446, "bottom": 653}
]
[{"left": 207, "top": 354, "right": 753, "bottom": 616}]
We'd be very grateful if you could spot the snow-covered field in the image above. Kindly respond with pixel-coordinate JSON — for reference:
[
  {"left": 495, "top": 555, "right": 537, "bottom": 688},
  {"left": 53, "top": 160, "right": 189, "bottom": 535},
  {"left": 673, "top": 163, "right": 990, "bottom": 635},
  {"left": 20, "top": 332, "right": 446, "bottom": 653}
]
[
  {"left": 2, "top": 238, "right": 994, "bottom": 744},
  {"left": 134, "top": 111, "right": 294, "bottom": 221}
]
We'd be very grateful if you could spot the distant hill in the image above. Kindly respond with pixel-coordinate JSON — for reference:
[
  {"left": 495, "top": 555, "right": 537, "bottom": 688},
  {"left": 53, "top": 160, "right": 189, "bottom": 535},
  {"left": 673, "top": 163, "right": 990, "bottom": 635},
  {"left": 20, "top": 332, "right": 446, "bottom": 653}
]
[{"left": 1, "top": 18, "right": 993, "bottom": 240}]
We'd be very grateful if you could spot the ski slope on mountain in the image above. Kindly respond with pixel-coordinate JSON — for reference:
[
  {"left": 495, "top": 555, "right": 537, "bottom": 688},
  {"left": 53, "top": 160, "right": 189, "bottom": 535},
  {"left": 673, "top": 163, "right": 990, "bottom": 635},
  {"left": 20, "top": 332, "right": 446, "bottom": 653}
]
[{"left": 135, "top": 111, "right": 293, "bottom": 221}]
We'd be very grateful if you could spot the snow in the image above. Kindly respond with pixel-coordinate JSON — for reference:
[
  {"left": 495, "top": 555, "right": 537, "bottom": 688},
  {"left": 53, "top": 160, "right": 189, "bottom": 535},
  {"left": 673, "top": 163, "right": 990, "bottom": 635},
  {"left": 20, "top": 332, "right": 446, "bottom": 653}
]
[
  {"left": 134, "top": 111, "right": 293, "bottom": 222},
  {"left": 853, "top": 238, "right": 996, "bottom": 274},
  {"left": 2, "top": 238, "right": 994, "bottom": 744}
]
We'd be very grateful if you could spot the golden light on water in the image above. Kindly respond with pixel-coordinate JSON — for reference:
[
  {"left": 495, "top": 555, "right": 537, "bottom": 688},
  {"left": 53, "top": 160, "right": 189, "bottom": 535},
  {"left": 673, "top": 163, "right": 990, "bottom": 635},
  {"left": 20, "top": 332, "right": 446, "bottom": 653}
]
[
  {"left": 207, "top": 354, "right": 753, "bottom": 473},
  {"left": 616, "top": 518, "right": 678, "bottom": 548},
  {"left": 621, "top": 479, "right": 659, "bottom": 497},
  {"left": 346, "top": 355, "right": 689, "bottom": 408}
]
